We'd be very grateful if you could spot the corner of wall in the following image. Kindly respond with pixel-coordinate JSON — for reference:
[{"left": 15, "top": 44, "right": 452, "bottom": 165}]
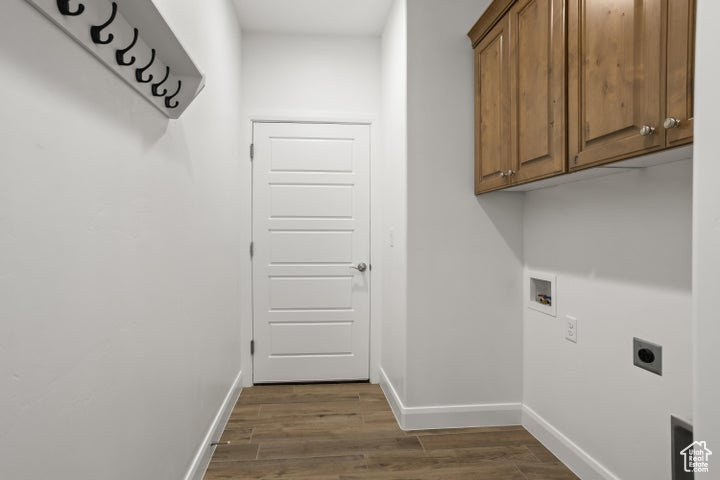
[
  {"left": 185, "top": 370, "right": 244, "bottom": 480},
  {"left": 380, "top": 367, "right": 522, "bottom": 431},
  {"left": 693, "top": 0, "right": 720, "bottom": 457},
  {"left": 379, "top": 367, "right": 407, "bottom": 429},
  {"left": 522, "top": 405, "right": 620, "bottom": 480}
]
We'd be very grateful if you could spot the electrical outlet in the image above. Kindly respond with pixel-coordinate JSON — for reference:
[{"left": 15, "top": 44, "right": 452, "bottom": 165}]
[
  {"left": 633, "top": 337, "right": 662, "bottom": 376},
  {"left": 565, "top": 315, "right": 578, "bottom": 343}
]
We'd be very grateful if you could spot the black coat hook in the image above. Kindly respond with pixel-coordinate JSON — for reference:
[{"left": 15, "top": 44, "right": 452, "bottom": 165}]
[
  {"left": 164, "top": 80, "right": 182, "bottom": 109},
  {"left": 57, "top": 0, "right": 84, "bottom": 16},
  {"left": 151, "top": 66, "right": 170, "bottom": 96},
  {"left": 136, "top": 49, "right": 156, "bottom": 83},
  {"left": 116, "top": 28, "right": 139, "bottom": 66},
  {"left": 90, "top": 2, "right": 117, "bottom": 45}
]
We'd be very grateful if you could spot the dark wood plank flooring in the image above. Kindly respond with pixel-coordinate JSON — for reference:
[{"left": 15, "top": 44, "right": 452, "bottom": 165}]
[{"left": 203, "top": 383, "right": 578, "bottom": 479}]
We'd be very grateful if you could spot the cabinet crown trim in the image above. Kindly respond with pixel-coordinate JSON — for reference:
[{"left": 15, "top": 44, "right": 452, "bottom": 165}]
[{"left": 467, "top": 0, "right": 515, "bottom": 46}]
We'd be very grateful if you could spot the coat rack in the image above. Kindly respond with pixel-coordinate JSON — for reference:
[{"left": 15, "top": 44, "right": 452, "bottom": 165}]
[{"left": 24, "top": 0, "right": 205, "bottom": 119}]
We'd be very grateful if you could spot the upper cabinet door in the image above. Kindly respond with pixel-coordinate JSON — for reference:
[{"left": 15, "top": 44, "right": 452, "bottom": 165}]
[
  {"left": 665, "top": 0, "right": 695, "bottom": 147},
  {"left": 509, "top": 0, "right": 566, "bottom": 184},
  {"left": 568, "top": 0, "right": 665, "bottom": 170},
  {"left": 474, "top": 16, "right": 512, "bottom": 194}
]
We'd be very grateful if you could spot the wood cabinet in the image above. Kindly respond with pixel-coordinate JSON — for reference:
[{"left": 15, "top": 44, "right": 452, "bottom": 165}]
[
  {"left": 470, "top": 0, "right": 566, "bottom": 194},
  {"left": 666, "top": 0, "right": 696, "bottom": 148},
  {"left": 468, "top": 0, "right": 696, "bottom": 193},
  {"left": 473, "top": 16, "right": 511, "bottom": 193},
  {"left": 509, "top": 0, "right": 566, "bottom": 185},
  {"left": 568, "top": 0, "right": 696, "bottom": 171}
]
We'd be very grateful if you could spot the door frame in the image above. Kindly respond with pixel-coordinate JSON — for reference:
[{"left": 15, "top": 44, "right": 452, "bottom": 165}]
[{"left": 241, "top": 113, "right": 382, "bottom": 387}]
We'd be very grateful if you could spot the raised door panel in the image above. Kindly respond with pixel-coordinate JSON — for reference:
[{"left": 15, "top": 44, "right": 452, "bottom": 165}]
[
  {"left": 475, "top": 16, "right": 512, "bottom": 194},
  {"left": 665, "top": 0, "right": 695, "bottom": 147},
  {"left": 569, "top": 0, "right": 665, "bottom": 170},
  {"left": 509, "top": 0, "right": 566, "bottom": 184}
]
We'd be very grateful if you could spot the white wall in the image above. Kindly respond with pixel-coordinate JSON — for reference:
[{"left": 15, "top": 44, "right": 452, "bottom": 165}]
[
  {"left": 241, "top": 33, "right": 381, "bottom": 117},
  {"left": 379, "top": 0, "right": 408, "bottom": 402},
  {"left": 0, "top": 1, "right": 245, "bottom": 479},
  {"left": 403, "top": 0, "right": 524, "bottom": 413},
  {"left": 693, "top": 0, "right": 720, "bottom": 463},
  {"left": 523, "top": 160, "right": 693, "bottom": 479}
]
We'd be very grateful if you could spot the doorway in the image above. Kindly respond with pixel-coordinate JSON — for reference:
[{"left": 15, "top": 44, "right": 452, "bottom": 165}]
[{"left": 251, "top": 122, "right": 371, "bottom": 383}]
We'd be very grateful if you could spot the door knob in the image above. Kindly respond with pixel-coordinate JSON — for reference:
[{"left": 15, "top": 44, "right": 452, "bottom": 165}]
[
  {"left": 507, "top": 169, "right": 516, "bottom": 176},
  {"left": 639, "top": 125, "right": 656, "bottom": 136},
  {"left": 499, "top": 171, "right": 507, "bottom": 178},
  {"left": 350, "top": 262, "right": 368, "bottom": 272},
  {"left": 664, "top": 117, "right": 681, "bottom": 129}
]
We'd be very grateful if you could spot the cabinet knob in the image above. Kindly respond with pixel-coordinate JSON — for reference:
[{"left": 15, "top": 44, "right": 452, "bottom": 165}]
[
  {"left": 507, "top": 170, "right": 516, "bottom": 176},
  {"left": 639, "top": 125, "right": 656, "bottom": 136},
  {"left": 664, "top": 117, "right": 681, "bottom": 129},
  {"left": 499, "top": 172, "right": 507, "bottom": 178}
]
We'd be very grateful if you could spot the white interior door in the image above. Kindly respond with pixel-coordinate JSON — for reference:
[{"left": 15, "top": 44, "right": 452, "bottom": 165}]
[{"left": 252, "top": 122, "right": 371, "bottom": 383}]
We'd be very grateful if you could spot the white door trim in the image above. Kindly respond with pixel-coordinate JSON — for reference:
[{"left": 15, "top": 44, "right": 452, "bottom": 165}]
[{"left": 241, "top": 113, "right": 381, "bottom": 387}]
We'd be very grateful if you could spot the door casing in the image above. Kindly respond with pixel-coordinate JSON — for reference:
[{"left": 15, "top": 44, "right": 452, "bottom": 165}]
[{"left": 242, "top": 115, "right": 381, "bottom": 387}]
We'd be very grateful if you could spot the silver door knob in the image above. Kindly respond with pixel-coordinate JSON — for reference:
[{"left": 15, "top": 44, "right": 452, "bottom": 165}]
[
  {"left": 499, "top": 171, "right": 507, "bottom": 178},
  {"left": 664, "top": 117, "right": 681, "bottom": 129},
  {"left": 639, "top": 125, "right": 656, "bottom": 136},
  {"left": 350, "top": 262, "right": 368, "bottom": 272},
  {"left": 507, "top": 170, "right": 516, "bottom": 176}
]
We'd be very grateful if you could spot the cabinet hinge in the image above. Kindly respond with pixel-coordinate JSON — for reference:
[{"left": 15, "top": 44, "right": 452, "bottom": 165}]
[
  {"left": 250, "top": 143, "right": 254, "bottom": 160},
  {"left": 250, "top": 340, "right": 255, "bottom": 355},
  {"left": 250, "top": 242, "right": 254, "bottom": 257}
]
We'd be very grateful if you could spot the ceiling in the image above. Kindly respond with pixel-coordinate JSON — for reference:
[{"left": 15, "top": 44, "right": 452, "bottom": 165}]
[{"left": 233, "top": 0, "right": 395, "bottom": 36}]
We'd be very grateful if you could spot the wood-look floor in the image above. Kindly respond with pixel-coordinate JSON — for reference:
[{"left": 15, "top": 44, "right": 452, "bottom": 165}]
[{"left": 204, "top": 383, "right": 578, "bottom": 480}]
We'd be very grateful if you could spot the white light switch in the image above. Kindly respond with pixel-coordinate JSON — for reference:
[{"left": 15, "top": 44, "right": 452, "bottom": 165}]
[{"left": 565, "top": 315, "right": 578, "bottom": 343}]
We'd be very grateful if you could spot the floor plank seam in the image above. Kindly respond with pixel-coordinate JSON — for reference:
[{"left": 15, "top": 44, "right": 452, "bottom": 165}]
[
  {"left": 513, "top": 462, "right": 531, "bottom": 480},
  {"left": 416, "top": 435, "right": 428, "bottom": 454},
  {"left": 417, "top": 435, "right": 428, "bottom": 454}
]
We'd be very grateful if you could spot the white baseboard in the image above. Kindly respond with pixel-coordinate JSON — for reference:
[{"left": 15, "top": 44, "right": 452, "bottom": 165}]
[
  {"left": 184, "top": 369, "right": 244, "bottom": 480},
  {"left": 522, "top": 405, "right": 620, "bottom": 480},
  {"left": 378, "top": 367, "right": 521, "bottom": 431},
  {"left": 378, "top": 367, "right": 406, "bottom": 427},
  {"left": 402, "top": 401, "right": 523, "bottom": 431}
]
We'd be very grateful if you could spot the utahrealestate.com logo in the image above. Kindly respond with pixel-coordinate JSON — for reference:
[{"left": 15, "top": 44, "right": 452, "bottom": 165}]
[{"left": 681, "top": 441, "right": 712, "bottom": 473}]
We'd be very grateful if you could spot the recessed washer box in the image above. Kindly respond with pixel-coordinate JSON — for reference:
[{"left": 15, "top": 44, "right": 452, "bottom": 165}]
[{"left": 527, "top": 271, "right": 556, "bottom": 317}]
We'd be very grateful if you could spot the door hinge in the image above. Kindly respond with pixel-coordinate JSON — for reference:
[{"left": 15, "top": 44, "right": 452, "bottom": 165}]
[
  {"left": 250, "top": 143, "right": 254, "bottom": 160},
  {"left": 250, "top": 340, "right": 255, "bottom": 355},
  {"left": 250, "top": 241, "right": 254, "bottom": 257}
]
